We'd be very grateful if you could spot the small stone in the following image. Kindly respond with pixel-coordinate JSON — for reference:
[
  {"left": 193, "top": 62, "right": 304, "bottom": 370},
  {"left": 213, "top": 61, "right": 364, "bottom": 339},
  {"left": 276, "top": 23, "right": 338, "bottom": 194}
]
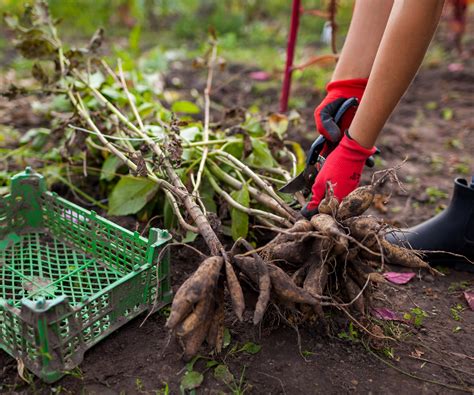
[
  {"left": 424, "top": 274, "right": 435, "bottom": 283},
  {"left": 351, "top": 380, "right": 359, "bottom": 386}
]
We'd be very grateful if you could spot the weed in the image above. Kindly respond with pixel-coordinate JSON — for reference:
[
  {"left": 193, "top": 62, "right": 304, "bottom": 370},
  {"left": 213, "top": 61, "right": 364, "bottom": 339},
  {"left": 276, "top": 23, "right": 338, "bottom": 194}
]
[
  {"left": 238, "top": 342, "right": 261, "bottom": 355},
  {"left": 425, "top": 186, "right": 448, "bottom": 204},
  {"left": 214, "top": 364, "right": 250, "bottom": 395},
  {"left": 302, "top": 350, "right": 315, "bottom": 358},
  {"left": 382, "top": 347, "right": 397, "bottom": 360},
  {"left": 441, "top": 107, "right": 454, "bottom": 121},
  {"left": 64, "top": 367, "right": 83, "bottom": 380},
  {"left": 136, "top": 378, "right": 145, "bottom": 392},
  {"left": 159, "top": 306, "right": 171, "bottom": 318},
  {"left": 450, "top": 304, "right": 465, "bottom": 321},
  {"left": 429, "top": 154, "right": 444, "bottom": 172},
  {"left": 447, "top": 138, "right": 463, "bottom": 149},
  {"left": 338, "top": 322, "right": 359, "bottom": 342},
  {"left": 156, "top": 382, "right": 170, "bottom": 395},
  {"left": 448, "top": 281, "right": 470, "bottom": 292},
  {"left": 403, "top": 307, "right": 428, "bottom": 328},
  {"left": 424, "top": 101, "right": 438, "bottom": 110},
  {"left": 381, "top": 321, "right": 410, "bottom": 341},
  {"left": 452, "top": 326, "right": 462, "bottom": 333},
  {"left": 452, "top": 162, "right": 470, "bottom": 175}
]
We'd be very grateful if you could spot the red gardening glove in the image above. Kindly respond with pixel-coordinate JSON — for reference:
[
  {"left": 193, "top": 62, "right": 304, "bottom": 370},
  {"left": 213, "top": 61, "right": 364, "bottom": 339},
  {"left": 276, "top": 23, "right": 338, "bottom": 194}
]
[
  {"left": 301, "top": 132, "right": 376, "bottom": 219},
  {"left": 314, "top": 78, "right": 368, "bottom": 143}
]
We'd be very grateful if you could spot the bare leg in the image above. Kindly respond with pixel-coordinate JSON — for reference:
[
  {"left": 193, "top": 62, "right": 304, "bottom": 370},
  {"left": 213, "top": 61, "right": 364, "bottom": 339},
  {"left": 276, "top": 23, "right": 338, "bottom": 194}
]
[
  {"left": 350, "top": 0, "right": 445, "bottom": 148},
  {"left": 332, "top": 0, "right": 394, "bottom": 81}
]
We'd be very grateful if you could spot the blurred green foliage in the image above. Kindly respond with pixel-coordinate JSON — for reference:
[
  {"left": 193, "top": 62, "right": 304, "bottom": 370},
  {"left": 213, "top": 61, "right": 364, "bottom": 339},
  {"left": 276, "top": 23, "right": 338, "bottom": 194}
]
[{"left": 1, "top": 0, "right": 353, "bottom": 71}]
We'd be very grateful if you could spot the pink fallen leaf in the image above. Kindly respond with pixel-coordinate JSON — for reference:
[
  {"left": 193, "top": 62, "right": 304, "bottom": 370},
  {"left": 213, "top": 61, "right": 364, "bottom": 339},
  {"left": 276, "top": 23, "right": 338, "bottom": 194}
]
[
  {"left": 464, "top": 291, "right": 474, "bottom": 310},
  {"left": 372, "top": 307, "right": 401, "bottom": 321},
  {"left": 383, "top": 272, "right": 416, "bottom": 285},
  {"left": 249, "top": 71, "right": 270, "bottom": 81},
  {"left": 448, "top": 63, "right": 464, "bottom": 72}
]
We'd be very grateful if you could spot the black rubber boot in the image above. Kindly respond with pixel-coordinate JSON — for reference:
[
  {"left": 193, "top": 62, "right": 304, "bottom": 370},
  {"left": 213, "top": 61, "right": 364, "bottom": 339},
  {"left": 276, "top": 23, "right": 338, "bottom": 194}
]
[{"left": 386, "top": 177, "right": 474, "bottom": 272}]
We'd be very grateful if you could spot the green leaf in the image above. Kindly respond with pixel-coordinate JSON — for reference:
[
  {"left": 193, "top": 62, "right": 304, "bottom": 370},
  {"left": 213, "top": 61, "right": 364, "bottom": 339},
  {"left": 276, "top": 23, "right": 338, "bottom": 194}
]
[
  {"left": 19, "top": 127, "right": 49, "bottom": 144},
  {"left": 180, "top": 371, "right": 203, "bottom": 391},
  {"left": 214, "top": 364, "right": 234, "bottom": 385},
  {"left": 137, "top": 102, "right": 155, "bottom": 118},
  {"left": 223, "top": 141, "right": 244, "bottom": 159},
  {"left": 181, "top": 231, "right": 198, "bottom": 243},
  {"left": 246, "top": 138, "right": 275, "bottom": 168},
  {"left": 163, "top": 194, "right": 177, "bottom": 229},
  {"left": 129, "top": 24, "right": 141, "bottom": 54},
  {"left": 290, "top": 141, "right": 306, "bottom": 173},
  {"left": 200, "top": 176, "right": 217, "bottom": 213},
  {"left": 180, "top": 126, "right": 201, "bottom": 142},
  {"left": 144, "top": 125, "right": 165, "bottom": 140},
  {"left": 50, "top": 94, "right": 72, "bottom": 112},
  {"left": 441, "top": 107, "right": 454, "bottom": 121},
  {"left": 171, "top": 100, "right": 200, "bottom": 114},
  {"left": 206, "top": 360, "right": 219, "bottom": 368},
  {"left": 101, "top": 86, "right": 123, "bottom": 100},
  {"left": 100, "top": 156, "right": 122, "bottom": 181},
  {"left": 185, "top": 355, "right": 202, "bottom": 372},
  {"left": 108, "top": 176, "right": 159, "bottom": 216},
  {"left": 230, "top": 184, "right": 249, "bottom": 241},
  {"left": 19, "top": 127, "right": 50, "bottom": 150},
  {"left": 243, "top": 117, "right": 265, "bottom": 136},
  {"left": 88, "top": 71, "right": 105, "bottom": 89},
  {"left": 239, "top": 341, "right": 261, "bottom": 354}
]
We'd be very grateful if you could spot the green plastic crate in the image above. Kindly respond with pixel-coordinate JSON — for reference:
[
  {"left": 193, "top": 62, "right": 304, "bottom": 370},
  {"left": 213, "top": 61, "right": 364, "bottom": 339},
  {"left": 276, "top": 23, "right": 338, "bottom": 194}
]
[{"left": 0, "top": 168, "right": 172, "bottom": 383}]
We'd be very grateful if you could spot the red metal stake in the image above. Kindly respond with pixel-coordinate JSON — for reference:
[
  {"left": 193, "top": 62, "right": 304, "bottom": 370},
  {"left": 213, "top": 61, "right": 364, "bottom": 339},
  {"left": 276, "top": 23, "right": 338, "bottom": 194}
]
[{"left": 280, "top": 0, "right": 301, "bottom": 113}]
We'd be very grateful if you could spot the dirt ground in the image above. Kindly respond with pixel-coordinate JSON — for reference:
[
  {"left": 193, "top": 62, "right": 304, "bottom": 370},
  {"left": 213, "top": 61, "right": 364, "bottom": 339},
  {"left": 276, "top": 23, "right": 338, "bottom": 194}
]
[{"left": 1, "top": 22, "right": 474, "bottom": 395}]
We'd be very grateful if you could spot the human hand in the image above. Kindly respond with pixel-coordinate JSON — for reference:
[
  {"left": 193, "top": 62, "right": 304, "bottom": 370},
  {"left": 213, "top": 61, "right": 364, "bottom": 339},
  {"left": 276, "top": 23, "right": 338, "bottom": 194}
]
[
  {"left": 301, "top": 132, "right": 376, "bottom": 219},
  {"left": 314, "top": 78, "right": 368, "bottom": 143}
]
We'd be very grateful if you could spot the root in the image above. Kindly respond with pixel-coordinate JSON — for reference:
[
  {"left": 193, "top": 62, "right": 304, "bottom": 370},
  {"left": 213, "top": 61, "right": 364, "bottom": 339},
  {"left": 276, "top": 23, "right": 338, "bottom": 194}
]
[
  {"left": 166, "top": 167, "right": 439, "bottom": 360},
  {"left": 318, "top": 181, "right": 339, "bottom": 217},
  {"left": 336, "top": 185, "right": 375, "bottom": 221},
  {"left": 166, "top": 256, "right": 223, "bottom": 329},
  {"left": 225, "top": 259, "right": 245, "bottom": 321},
  {"left": 303, "top": 261, "right": 329, "bottom": 318},
  {"left": 267, "top": 264, "right": 320, "bottom": 306}
]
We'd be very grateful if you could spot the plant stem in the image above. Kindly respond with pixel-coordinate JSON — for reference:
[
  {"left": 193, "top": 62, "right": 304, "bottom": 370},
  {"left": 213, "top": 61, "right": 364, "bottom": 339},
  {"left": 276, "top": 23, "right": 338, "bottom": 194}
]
[
  {"left": 101, "top": 67, "right": 223, "bottom": 255},
  {"left": 216, "top": 151, "right": 297, "bottom": 220},
  {"left": 206, "top": 171, "right": 292, "bottom": 227},
  {"left": 193, "top": 39, "right": 218, "bottom": 195},
  {"left": 68, "top": 92, "right": 177, "bottom": 195},
  {"left": 163, "top": 189, "right": 199, "bottom": 233},
  {"left": 208, "top": 160, "right": 294, "bottom": 222}
]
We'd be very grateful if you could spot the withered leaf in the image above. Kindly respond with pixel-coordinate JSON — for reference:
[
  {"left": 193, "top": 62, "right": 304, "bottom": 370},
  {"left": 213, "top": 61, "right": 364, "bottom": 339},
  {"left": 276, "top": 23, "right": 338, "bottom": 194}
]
[
  {"left": 32, "top": 62, "right": 49, "bottom": 85},
  {"left": 15, "top": 29, "right": 57, "bottom": 60},
  {"left": 88, "top": 28, "right": 104, "bottom": 53},
  {"left": 129, "top": 151, "right": 148, "bottom": 177}
]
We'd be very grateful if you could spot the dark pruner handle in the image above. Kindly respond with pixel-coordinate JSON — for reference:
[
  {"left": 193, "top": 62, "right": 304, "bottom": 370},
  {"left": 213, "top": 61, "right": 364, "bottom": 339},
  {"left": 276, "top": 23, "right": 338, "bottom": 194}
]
[
  {"left": 365, "top": 147, "right": 381, "bottom": 168},
  {"left": 334, "top": 97, "right": 359, "bottom": 125},
  {"left": 307, "top": 97, "right": 360, "bottom": 167},
  {"left": 306, "top": 135, "right": 326, "bottom": 166}
]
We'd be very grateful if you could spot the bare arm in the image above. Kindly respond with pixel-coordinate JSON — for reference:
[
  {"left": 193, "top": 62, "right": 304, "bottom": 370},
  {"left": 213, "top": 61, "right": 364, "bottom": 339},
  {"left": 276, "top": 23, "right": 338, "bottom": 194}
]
[
  {"left": 332, "top": 0, "right": 394, "bottom": 81},
  {"left": 350, "top": 0, "right": 445, "bottom": 148}
]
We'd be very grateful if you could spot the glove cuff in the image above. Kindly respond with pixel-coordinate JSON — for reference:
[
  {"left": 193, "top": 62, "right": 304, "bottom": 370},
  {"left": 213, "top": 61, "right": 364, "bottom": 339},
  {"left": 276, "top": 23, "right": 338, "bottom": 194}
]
[
  {"left": 326, "top": 78, "right": 368, "bottom": 101},
  {"left": 340, "top": 131, "right": 377, "bottom": 158}
]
